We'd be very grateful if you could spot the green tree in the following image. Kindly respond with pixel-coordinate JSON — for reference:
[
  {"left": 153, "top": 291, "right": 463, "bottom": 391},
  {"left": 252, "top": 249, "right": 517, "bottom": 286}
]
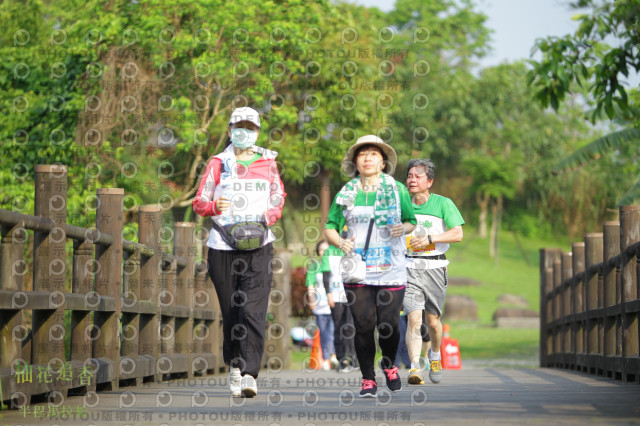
[
  {"left": 528, "top": 0, "right": 640, "bottom": 204},
  {"left": 0, "top": 0, "right": 101, "bottom": 226},
  {"left": 456, "top": 63, "right": 610, "bottom": 244}
]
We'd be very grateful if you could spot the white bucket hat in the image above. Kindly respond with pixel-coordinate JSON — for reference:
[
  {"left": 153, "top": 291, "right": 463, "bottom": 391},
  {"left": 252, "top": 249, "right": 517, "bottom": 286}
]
[{"left": 341, "top": 135, "right": 397, "bottom": 177}]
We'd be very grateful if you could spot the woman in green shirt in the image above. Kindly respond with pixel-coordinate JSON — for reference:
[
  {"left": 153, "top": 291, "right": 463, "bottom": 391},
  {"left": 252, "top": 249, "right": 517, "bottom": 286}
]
[{"left": 324, "top": 135, "right": 416, "bottom": 398}]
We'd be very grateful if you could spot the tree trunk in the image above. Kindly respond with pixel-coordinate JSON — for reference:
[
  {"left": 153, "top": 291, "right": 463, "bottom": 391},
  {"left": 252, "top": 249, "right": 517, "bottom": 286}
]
[
  {"left": 319, "top": 169, "right": 331, "bottom": 226},
  {"left": 489, "top": 195, "right": 503, "bottom": 260},
  {"left": 477, "top": 192, "right": 490, "bottom": 238}
]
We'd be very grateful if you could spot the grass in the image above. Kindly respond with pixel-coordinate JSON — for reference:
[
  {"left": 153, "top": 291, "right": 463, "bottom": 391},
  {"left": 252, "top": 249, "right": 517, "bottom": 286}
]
[{"left": 447, "top": 323, "right": 540, "bottom": 360}]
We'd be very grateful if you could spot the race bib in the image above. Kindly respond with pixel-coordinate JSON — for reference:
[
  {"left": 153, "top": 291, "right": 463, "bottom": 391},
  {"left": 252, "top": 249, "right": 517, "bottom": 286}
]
[{"left": 356, "top": 246, "right": 392, "bottom": 272}]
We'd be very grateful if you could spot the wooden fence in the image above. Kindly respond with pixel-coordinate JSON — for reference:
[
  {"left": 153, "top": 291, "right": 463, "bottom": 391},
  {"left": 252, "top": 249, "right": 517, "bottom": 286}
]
[
  {"left": 0, "top": 164, "right": 290, "bottom": 408},
  {"left": 540, "top": 205, "right": 640, "bottom": 383}
]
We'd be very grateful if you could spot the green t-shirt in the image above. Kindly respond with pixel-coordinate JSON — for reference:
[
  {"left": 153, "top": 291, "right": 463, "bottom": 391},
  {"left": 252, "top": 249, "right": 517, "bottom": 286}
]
[
  {"left": 324, "top": 180, "right": 416, "bottom": 286},
  {"left": 412, "top": 193, "right": 464, "bottom": 229},
  {"left": 304, "top": 260, "right": 321, "bottom": 287},
  {"left": 237, "top": 152, "right": 261, "bottom": 167},
  {"left": 325, "top": 181, "right": 417, "bottom": 231},
  {"left": 406, "top": 193, "right": 464, "bottom": 261}
]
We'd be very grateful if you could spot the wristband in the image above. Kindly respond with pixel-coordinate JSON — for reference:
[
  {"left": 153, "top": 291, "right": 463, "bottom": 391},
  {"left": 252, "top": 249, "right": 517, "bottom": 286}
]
[{"left": 428, "top": 234, "right": 433, "bottom": 245}]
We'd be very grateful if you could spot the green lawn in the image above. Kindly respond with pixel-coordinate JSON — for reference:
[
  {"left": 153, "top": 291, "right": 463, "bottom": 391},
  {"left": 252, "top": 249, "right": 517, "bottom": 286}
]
[{"left": 447, "top": 323, "right": 540, "bottom": 360}]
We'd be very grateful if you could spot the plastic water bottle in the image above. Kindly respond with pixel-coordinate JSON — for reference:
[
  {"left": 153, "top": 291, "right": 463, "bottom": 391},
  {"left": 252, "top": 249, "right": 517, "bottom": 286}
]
[{"left": 387, "top": 204, "right": 400, "bottom": 227}]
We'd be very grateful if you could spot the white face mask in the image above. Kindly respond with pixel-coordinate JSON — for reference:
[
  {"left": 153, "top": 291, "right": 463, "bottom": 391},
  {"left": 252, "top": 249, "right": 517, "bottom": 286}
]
[{"left": 230, "top": 128, "right": 258, "bottom": 149}]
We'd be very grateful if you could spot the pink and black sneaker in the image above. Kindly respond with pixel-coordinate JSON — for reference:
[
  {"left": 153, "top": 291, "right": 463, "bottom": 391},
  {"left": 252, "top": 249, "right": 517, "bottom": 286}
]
[
  {"left": 359, "top": 379, "right": 377, "bottom": 398},
  {"left": 380, "top": 362, "right": 402, "bottom": 391}
]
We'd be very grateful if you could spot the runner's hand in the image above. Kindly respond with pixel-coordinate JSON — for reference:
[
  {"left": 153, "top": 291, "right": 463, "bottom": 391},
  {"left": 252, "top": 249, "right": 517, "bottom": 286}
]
[
  {"left": 307, "top": 289, "right": 318, "bottom": 310},
  {"left": 340, "top": 237, "right": 355, "bottom": 254},
  {"left": 390, "top": 223, "right": 405, "bottom": 237},
  {"left": 410, "top": 235, "right": 429, "bottom": 250},
  {"left": 327, "top": 292, "right": 335, "bottom": 309},
  {"left": 215, "top": 197, "right": 231, "bottom": 212}
]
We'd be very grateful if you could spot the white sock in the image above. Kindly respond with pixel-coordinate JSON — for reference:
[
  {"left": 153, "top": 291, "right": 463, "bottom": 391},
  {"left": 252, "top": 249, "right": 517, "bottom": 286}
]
[
  {"left": 231, "top": 367, "right": 241, "bottom": 377},
  {"left": 411, "top": 361, "right": 421, "bottom": 370},
  {"left": 429, "top": 349, "right": 441, "bottom": 361}
]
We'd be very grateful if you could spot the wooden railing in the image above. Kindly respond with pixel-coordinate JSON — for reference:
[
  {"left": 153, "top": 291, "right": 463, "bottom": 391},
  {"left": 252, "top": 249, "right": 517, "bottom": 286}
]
[
  {"left": 540, "top": 205, "right": 640, "bottom": 383},
  {"left": 0, "top": 165, "right": 290, "bottom": 408}
]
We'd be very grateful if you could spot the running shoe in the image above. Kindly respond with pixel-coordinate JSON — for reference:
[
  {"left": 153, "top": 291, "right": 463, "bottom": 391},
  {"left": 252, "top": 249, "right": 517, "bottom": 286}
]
[
  {"left": 407, "top": 368, "right": 425, "bottom": 385},
  {"left": 229, "top": 368, "right": 242, "bottom": 397},
  {"left": 380, "top": 362, "right": 402, "bottom": 391},
  {"left": 359, "top": 379, "right": 377, "bottom": 398},
  {"left": 330, "top": 354, "right": 339, "bottom": 369},
  {"left": 240, "top": 375, "right": 257, "bottom": 397},
  {"left": 338, "top": 359, "right": 352, "bottom": 373},
  {"left": 429, "top": 359, "right": 443, "bottom": 383}
]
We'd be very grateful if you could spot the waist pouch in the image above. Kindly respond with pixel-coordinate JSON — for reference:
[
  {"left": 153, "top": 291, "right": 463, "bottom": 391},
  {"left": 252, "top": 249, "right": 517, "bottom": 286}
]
[{"left": 213, "top": 220, "right": 268, "bottom": 250}]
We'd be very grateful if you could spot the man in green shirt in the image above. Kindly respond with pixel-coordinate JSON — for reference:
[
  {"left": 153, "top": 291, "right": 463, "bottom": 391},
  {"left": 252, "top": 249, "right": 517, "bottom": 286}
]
[{"left": 404, "top": 158, "right": 464, "bottom": 385}]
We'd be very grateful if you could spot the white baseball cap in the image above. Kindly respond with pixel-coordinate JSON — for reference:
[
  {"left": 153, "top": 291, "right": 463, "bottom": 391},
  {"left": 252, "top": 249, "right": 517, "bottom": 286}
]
[{"left": 229, "top": 107, "right": 261, "bottom": 128}]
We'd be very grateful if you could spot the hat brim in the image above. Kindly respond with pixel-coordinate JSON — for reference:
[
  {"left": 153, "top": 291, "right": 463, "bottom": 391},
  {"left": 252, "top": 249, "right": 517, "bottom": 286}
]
[{"left": 341, "top": 141, "right": 397, "bottom": 177}]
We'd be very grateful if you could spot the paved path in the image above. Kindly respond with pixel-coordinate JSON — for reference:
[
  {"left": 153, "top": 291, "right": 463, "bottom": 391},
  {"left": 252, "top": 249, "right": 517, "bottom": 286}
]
[{"left": 1, "top": 365, "right": 639, "bottom": 425}]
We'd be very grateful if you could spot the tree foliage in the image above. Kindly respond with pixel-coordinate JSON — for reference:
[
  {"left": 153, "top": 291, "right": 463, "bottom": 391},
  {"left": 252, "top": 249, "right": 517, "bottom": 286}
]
[
  {"left": 0, "top": 0, "right": 628, "bottom": 241},
  {"left": 528, "top": 0, "right": 640, "bottom": 205}
]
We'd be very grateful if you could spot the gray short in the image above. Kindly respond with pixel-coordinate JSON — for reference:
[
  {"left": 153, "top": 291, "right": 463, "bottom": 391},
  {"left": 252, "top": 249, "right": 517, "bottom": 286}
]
[{"left": 404, "top": 266, "right": 448, "bottom": 316}]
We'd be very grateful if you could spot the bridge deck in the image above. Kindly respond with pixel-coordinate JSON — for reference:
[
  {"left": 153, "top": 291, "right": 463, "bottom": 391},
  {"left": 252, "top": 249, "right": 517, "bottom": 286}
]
[{"left": 1, "top": 364, "right": 639, "bottom": 425}]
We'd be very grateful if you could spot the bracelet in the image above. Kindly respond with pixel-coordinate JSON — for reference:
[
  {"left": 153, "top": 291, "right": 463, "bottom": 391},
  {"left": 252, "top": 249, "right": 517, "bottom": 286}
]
[{"left": 428, "top": 234, "right": 433, "bottom": 245}]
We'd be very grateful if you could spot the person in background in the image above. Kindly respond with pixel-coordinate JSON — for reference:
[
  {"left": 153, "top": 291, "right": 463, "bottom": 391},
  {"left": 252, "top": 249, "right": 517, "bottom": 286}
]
[
  {"left": 321, "top": 243, "right": 358, "bottom": 372},
  {"left": 324, "top": 135, "right": 416, "bottom": 398},
  {"left": 305, "top": 240, "right": 336, "bottom": 371},
  {"left": 395, "top": 308, "right": 412, "bottom": 370},
  {"left": 192, "top": 107, "right": 286, "bottom": 397},
  {"left": 404, "top": 158, "right": 464, "bottom": 385}
]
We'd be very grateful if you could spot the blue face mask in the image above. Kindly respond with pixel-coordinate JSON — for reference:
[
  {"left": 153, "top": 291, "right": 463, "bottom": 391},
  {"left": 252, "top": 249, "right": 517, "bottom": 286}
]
[{"left": 230, "top": 128, "right": 258, "bottom": 149}]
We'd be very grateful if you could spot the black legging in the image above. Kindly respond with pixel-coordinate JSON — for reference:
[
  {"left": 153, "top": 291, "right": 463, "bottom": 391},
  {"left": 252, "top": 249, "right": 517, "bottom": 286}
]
[
  {"left": 345, "top": 284, "right": 405, "bottom": 381},
  {"left": 330, "top": 302, "right": 356, "bottom": 363}
]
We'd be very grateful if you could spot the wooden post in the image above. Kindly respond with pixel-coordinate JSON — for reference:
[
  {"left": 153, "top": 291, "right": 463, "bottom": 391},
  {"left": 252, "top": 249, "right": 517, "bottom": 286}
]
[
  {"left": 585, "top": 233, "right": 603, "bottom": 375},
  {"left": 0, "top": 225, "right": 26, "bottom": 370},
  {"left": 93, "top": 188, "right": 124, "bottom": 390},
  {"left": 121, "top": 247, "right": 140, "bottom": 384},
  {"left": 161, "top": 259, "right": 177, "bottom": 358},
  {"left": 619, "top": 205, "right": 640, "bottom": 382},
  {"left": 545, "top": 267, "right": 554, "bottom": 360},
  {"left": 540, "top": 248, "right": 561, "bottom": 367},
  {"left": 32, "top": 165, "right": 67, "bottom": 379},
  {"left": 193, "top": 264, "right": 208, "bottom": 374},
  {"left": 585, "top": 233, "right": 602, "bottom": 353},
  {"left": 174, "top": 222, "right": 195, "bottom": 378},
  {"left": 71, "top": 240, "right": 93, "bottom": 369},
  {"left": 553, "top": 257, "right": 562, "bottom": 360},
  {"left": 603, "top": 221, "right": 620, "bottom": 377},
  {"left": 562, "top": 252, "right": 573, "bottom": 356},
  {"left": 263, "top": 249, "right": 291, "bottom": 371},
  {"left": 572, "top": 242, "right": 585, "bottom": 357},
  {"left": 138, "top": 205, "right": 162, "bottom": 382}
]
